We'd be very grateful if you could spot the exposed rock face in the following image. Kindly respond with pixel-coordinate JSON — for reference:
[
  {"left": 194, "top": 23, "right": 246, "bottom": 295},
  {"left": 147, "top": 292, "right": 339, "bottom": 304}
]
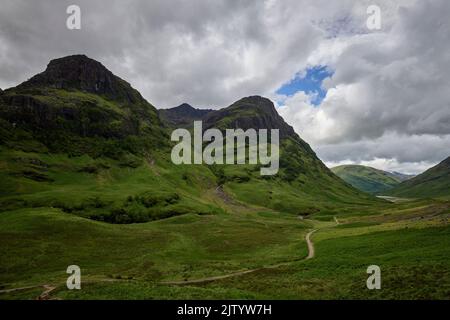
[
  {"left": 16, "top": 55, "right": 145, "bottom": 104},
  {"left": 203, "top": 96, "right": 298, "bottom": 139},
  {"left": 158, "top": 96, "right": 313, "bottom": 152},
  {"left": 0, "top": 55, "right": 165, "bottom": 155},
  {"left": 159, "top": 103, "right": 213, "bottom": 127}
]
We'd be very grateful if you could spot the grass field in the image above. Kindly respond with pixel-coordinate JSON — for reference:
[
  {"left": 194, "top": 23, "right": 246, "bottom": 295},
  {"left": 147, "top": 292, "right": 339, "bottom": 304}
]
[
  {"left": 1, "top": 194, "right": 449, "bottom": 299},
  {"left": 1, "top": 56, "right": 449, "bottom": 300},
  {"left": 0, "top": 146, "right": 448, "bottom": 300}
]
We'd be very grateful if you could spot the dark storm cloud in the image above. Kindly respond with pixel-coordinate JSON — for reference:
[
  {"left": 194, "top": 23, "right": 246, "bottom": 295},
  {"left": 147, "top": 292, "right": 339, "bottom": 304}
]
[{"left": 0, "top": 0, "right": 448, "bottom": 173}]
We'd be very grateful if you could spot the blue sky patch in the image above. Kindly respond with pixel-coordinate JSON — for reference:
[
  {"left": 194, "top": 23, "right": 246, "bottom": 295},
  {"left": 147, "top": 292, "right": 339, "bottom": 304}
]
[{"left": 276, "top": 65, "right": 333, "bottom": 105}]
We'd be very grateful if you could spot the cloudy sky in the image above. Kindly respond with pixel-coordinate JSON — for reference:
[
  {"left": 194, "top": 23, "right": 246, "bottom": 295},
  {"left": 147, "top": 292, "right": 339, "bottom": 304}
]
[{"left": 1, "top": 0, "right": 449, "bottom": 174}]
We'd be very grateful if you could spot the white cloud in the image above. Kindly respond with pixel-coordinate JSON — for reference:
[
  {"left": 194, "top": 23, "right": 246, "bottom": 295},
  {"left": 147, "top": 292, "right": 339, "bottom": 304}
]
[
  {"left": 0, "top": 0, "right": 448, "bottom": 173},
  {"left": 279, "top": 0, "right": 450, "bottom": 173}
]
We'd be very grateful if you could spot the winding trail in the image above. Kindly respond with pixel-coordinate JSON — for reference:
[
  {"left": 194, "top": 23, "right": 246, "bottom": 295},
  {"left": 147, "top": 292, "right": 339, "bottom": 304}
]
[
  {"left": 161, "top": 217, "right": 342, "bottom": 285},
  {"left": 0, "top": 284, "right": 56, "bottom": 300},
  {"left": 0, "top": 285, "right": 42, "bottom": 294},
  {"left": 37, "top": 285, "right": 57, "bottom": 300},
  {"left": 161, "top": 227, "right": 321, "bottom": 286},
  {"left": 0, "top": 278, "right": 120, "bottom": 300},
  {"left": 1, "top": 218, "right": 339, "bottom": 292},
  {"left": 305, "top": 229, "right": 317, "bottom": 259},
  {"left": 334, "top": 216, "right": 340, "bottom": 225}
]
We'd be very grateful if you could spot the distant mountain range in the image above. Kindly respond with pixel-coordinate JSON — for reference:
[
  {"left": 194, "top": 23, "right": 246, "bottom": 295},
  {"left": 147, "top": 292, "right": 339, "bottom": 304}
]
[
  {"left": 159, "top": 103, "right": 213, "bottom": 128},
  {"left": 385, "top": 171, "right": 416, "bottom": 182},
  {"left": 388, "top": 157, "right": 450, "bottom": 199},
  {"left": 331, "top": 165, "right": 414, "bottom": 194},
  {"left": 332, "top": 160, "right": 450, "bottom": 200}
]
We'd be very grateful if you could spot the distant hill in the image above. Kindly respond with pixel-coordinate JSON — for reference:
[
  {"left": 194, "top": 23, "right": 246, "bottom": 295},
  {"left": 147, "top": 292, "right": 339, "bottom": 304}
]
[
  {"left": 331, "top": 165, "right": 407, "bottom": 194},
  {"left": 388, "top": 157, "right": 450, "bottom": 199},
  {"left": 386, "top": 171, "right": 416, "bottom": 182},
  {"left": 159, "top": 103, "right": 213, "bottom": 128}
]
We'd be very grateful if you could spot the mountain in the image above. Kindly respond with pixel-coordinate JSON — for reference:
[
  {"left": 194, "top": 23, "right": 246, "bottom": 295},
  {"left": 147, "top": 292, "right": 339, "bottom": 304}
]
[
  {"left": 0, "top": 54, "right": 166, "bottom": 157},
  {"left": 202, "top": 96, "right": 297, "bottom": 138},
  {"left": 0, "top": 55, "right": 378, "bottom": 225},
  {"left": 161, "top": 96, "right": 376, "bottom": 199},
  {"left": 16, "top": 55, "right": 143, "bottom": 102},
  {"left": 386, "top": 171, "right": 415, "bottom": 182},
  {"left": 388, "top": 157, "right": 450, "bottom": 199},
  {"left": 159, "top": 103, "right": 213, "bottom": 128},
  {"left": 331, "top": 165, "right": 404, "bottom": 194}
]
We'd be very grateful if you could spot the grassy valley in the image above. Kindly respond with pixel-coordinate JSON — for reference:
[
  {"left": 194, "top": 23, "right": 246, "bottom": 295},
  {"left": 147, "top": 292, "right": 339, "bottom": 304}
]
[{"left": 0, "top": 55, "right": 449, "bottom": 300}]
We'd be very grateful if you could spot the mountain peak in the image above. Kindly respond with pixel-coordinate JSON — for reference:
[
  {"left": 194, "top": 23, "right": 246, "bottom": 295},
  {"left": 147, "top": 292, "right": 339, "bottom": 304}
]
[
  {"left": 231, "top": 95, "right": 277, "bottom": 114},
  {"left": 16, "top": 54, "right": 143, "bottom": 103},
  {"left": 172, "top": 103, "right": 195, "bottom": 110},
  {"left": 159, "top": 103, "right": 213, "bottom": 127},
  {"left": 203, "top": 95, "right": 297, "bottom": 139}
]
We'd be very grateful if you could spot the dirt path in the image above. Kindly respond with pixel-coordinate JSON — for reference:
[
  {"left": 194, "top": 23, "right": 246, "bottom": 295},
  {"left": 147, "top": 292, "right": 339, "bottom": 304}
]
[
  {"left": 2, "top": 221, "right": 333, "bottom": 291},
  {"left": 0, "top": 285, "right": 42, "bottom": 294},
  {"left": 161, "top": 226, "right": 321, "bottom": 285},
  {"left": 0, "top": 278, "right": 121, "bottom": 300},
  {"left": 162, "top": 216, "right": 344, "bottom": 285},
  {"left": 305, "top": 229, "right": 317, "bottom": 259},
  {"left": 376, "top": 196, "right": 415, "bottom": 203},
  {"left": 334, "top": 216, "right": 340, "bottom": 225},
  {"left": 160, "top": 269, "right": 260, "bottom": 285},
  {"left": 160, "top": 260, "right": 303, "bottom": 286},
  {"left": 0, "top": 284, "right": 56, "bottom": 300},
  {"left": 37, "top": 285, "right": 57, "bottom": 300}
]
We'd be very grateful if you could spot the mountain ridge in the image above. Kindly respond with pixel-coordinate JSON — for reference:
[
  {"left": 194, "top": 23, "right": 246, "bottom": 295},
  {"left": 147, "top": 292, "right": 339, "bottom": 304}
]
[
  {"left": 0, "top": 55, "right": 165, "bottom": 156},
  {"left": 331, "top": 164, "right": 404, "bottom": 194},
  {"left": 388, "top": 157, "right": 450, "bottom": 199},
  {"left": 159, "top": 103, "right": 213, "bottom": 128},
  {"left": 13, "top": 54, "right": 146, "bottom": 104},
  {"left": 0, "top": 54, "right": 379, "bottom": 224}
]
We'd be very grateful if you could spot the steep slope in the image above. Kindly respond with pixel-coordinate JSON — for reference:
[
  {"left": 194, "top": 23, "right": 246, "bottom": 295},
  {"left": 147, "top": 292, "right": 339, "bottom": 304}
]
[
  {"left": 388, "top": 157, "right": 450, "bottom": 199},
  {"left": 0, "top": 55, "right": 216, "bottom": 223},
  {"left": 331, "top": 165, "right": 402, "bottom": 194},
  {"left": 0, "top": 54, "right": 166, "bottom": 157},
  {"left": 197, "top": 96, "right": 378, "bottom": 212},
  {"left": 203, "top": 96, "right": 297, "bottom": 138},
  {"left": 159, "top": 103, "right": 213, "bottom": 128}
]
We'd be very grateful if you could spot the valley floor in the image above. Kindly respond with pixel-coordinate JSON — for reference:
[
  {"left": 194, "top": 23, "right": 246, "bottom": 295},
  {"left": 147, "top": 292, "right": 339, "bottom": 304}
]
[{"left": 1, "top": 198, "right": 449, "bottom": 300}]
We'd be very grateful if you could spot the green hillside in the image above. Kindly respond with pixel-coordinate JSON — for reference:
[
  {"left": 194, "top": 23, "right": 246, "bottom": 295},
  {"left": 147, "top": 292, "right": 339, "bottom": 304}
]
[
  {"left": 0, "top": 55, "right": 378, "bottom": 223},
  {"left": 1, "top": 55, "right": 449, "bottom": 300},
  {"left": 389, "top": 157, "right": 450, "bottom": 199},
  {"left": 331, "top": 165, "right": 402, "bottom": 194}
]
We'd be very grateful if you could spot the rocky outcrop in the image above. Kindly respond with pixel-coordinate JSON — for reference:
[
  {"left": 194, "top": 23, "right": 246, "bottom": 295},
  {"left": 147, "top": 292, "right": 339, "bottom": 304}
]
[
  {"left": 0, "top": 55, "right": 166, "bottom": 155},
  {"left": 203, "top": 96, "right": 298, "bottom": 139},
  {"left": 15, "top": 55, "right": 145, "bottom": 104}
]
